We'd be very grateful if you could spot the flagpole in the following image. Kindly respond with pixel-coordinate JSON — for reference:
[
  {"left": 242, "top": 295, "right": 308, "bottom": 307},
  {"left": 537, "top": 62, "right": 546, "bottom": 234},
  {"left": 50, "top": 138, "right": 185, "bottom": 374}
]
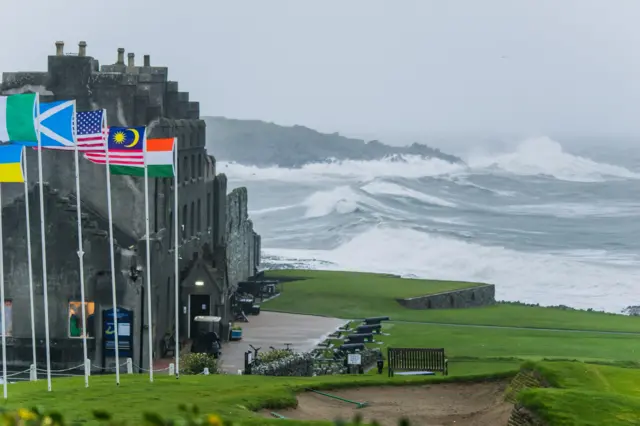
[
  {"left": 144, "top": 134, "right": 153, "bottom": 382},
  {"left": 0, "top": 182, "right": 7, "bottom": 399},
  {"left": 105, "top": 124, "right": 120, "bottom": 386},
  {"left": 72, "top": 105, "right": 89, "bottom": 388},
  {"left": 23, "top": 152, "right": 37, "bottom": 380},
  {"left": 36, "top": 95, "right": 53, "bottom": 392},
  {"left": 173, "top": 138, "right": 179, "bottom": 378}
]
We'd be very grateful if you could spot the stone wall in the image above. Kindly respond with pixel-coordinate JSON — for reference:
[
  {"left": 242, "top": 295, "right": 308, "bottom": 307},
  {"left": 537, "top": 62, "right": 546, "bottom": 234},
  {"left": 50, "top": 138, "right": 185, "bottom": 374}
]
[
  {"left": 1, "top": 185, "right": 141, "bottom": 368},
  {"left": 397, "top": 285, "right": 495, "bottom": 309}
]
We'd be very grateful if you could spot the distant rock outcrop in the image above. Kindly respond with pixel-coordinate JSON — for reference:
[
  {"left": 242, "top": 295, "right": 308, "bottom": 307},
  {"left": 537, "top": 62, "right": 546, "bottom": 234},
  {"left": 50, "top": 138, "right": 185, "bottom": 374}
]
[{"left": 203, "top": 116, "right": 463, "bottom": 167}]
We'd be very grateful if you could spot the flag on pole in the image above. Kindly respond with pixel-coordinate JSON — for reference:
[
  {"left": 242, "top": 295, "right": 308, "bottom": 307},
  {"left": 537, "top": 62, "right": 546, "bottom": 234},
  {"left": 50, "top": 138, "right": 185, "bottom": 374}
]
[
  {"left": 84, "top": 130, "right": 176, "bottom": 177},
  {"left": 0, "top": 144, "right": 25, "bottom": 183},
  {"left": 0, "top": 144, "right": 26, "bottom": 399},
  {"left": 75, "top": 110, "right": 107, "bottom": 151},
  {"left": 12, "top": 100, "right": 75, "bottom": 148},
  {"left": 0, "top": 94, "right": 38, "bottom": 142}
]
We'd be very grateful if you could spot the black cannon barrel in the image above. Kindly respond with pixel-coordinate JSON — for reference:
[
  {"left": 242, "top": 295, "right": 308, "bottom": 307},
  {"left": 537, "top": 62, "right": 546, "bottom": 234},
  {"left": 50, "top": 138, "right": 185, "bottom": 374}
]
[
  {"left": 346, "top": 333, "right": 373, "bottom": 341},
  {"left": 356, "top": 324, "right": 382, "bottom": 333},
  {"left": 339, "top": 343, "right": 365, "bottom": 352},
  {"left": 364, "top": 316, "right": 390, "bottom": 325},
  {"left": 347, "top": 333, "right": 373, "bottom": 339}
]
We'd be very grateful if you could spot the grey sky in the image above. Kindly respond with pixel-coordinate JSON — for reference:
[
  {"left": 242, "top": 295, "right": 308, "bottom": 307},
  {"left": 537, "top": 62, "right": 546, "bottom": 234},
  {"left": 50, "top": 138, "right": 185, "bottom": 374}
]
[{"left": 3, "top": 0, "right": 640, "bottom": 144}]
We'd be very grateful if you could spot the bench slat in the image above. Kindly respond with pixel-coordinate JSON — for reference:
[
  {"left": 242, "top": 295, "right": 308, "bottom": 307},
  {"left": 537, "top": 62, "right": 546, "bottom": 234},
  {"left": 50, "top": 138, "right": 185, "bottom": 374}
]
[{"left": 388, "top": 347, "right": 448, "bottom": 377}]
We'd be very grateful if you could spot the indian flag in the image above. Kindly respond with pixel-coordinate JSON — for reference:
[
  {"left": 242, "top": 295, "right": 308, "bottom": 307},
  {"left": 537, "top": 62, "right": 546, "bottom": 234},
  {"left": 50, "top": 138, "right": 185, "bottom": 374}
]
[
  {"left": 0, "top": 93, "right": 38, "bottom": 142},
  {"left": 110, "top": 137, "right": 176, "bottom": 178}
]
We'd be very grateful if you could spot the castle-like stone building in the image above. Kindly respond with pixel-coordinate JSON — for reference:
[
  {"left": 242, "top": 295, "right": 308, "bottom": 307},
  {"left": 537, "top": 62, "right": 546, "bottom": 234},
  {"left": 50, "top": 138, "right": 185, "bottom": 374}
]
[{"left": 0, "top": 42, "right": 260, "bottom": 371}]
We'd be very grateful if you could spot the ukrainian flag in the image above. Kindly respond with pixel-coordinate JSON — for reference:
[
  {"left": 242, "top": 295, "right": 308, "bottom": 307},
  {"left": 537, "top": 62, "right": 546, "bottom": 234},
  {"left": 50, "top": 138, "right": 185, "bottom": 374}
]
[{"left": 0, "top": 144, "right": 25, "bottom": 183}]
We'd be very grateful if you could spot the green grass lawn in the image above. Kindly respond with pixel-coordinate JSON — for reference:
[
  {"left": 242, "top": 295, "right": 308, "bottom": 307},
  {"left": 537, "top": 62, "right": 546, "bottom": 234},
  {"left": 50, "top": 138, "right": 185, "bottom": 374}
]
[
  {"left": 1, "top": 361, "right": 518, "bottom": 424},
  {"left": 264, "top": 270, "right": 640, "bottom": 333},
  {"left": 370, "top": 322, "right": 640, "bottom": 363},
  {"left": 516, "top": 361, "right": 640, "bottom": 425}
]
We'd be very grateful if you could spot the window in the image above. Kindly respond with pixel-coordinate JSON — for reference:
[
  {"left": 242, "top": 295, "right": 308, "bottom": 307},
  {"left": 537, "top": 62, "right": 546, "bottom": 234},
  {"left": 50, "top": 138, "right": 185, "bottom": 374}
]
[
  {"left": 190, "top": 201, "right": 195, "bottom": 236},
  {"left": 168, "top": 208, "right": 173, "bottom": 247},
  {"left": 198, "top": 154, "right": 202, "bottom": 178},
  {"left": 68, "top": 301, "right": 95, "bottom": 338},
  {"left": 207, "top": 192, "right": 211, "bottom": 229},
  {"left": 182, "top": 204, "right": 187, "bottom": 238},
  {"left": 191, "top": 155, "right": 195, "bottom": 179},
  {"left": 183, "top": 157, "right": 189, "bottom": 182},
  {"left": 0, "top": 300, "right": 12, "bottom": 336},
  {"left": 197, "top": 199, "right": 201, "bottom": 232}
]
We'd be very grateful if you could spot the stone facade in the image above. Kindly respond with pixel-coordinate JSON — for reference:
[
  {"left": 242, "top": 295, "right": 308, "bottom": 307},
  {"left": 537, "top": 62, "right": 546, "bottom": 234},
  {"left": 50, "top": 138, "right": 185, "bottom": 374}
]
[
  {"left": 0, "top": 42, "right": 260, "bottom": 370},
  {"left": 397, "top": 285, "right": 495, "bottom": 309}
]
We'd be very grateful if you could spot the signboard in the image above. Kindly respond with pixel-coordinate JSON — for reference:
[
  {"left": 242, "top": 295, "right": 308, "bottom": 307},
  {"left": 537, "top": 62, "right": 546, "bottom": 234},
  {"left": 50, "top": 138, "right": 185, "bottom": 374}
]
[
  {"left": 102, "top": 307, "right": 134, "bottom": 357},
  {"left": 347, "top": 353, "right": 362, "bottom": 365}
]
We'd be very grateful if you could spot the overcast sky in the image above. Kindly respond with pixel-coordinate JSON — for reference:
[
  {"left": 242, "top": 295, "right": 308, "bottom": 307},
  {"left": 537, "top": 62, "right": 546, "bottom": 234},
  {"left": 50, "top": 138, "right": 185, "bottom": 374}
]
[{"left": 2, "top": 0, "right": 640, "bottom": 145}]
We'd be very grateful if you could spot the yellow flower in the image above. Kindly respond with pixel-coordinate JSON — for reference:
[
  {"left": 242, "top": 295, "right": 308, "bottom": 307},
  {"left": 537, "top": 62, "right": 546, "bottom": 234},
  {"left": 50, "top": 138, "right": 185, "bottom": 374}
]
[
  {"left": 206, "top": 414, "right": 223, "bottom": 426},
  {"left": 42, "top": 416, "right": 53, "bottom": 426},
  {"left": 17, "top": 408, "right": 36, "bottom": 421}
]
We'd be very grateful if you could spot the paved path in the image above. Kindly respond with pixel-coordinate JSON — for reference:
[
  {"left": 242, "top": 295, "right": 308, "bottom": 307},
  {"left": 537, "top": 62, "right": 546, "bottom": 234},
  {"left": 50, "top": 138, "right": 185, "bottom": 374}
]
[{"left": 219, "top": 312, "right": 345, "bottom": 374}]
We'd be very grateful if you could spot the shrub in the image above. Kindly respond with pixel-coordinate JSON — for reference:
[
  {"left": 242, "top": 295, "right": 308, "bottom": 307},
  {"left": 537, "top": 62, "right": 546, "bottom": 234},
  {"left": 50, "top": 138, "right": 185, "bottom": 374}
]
[
  {"left": 0, "top": 405, "right": 415, "bottom": 425},
  {"left": 180, "top": 353, "right": 220, "bottom": 375},
  {"left": 257, "top": 349, "right": 292, "bottom": 363}
]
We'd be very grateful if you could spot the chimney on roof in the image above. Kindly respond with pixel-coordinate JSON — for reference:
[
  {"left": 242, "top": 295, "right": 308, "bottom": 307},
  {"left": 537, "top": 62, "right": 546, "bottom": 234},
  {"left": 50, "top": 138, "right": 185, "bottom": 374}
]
[
  {"left": 55, "top": 41, "right": 64, "bottom": 56},
  {"left": 78, "top": 41, "right": 87, "bottom": 57},
  {"left": 116, "top": 48, "right": 125, "bottom": 65},
  {"left": 143, "top": 55, "right": 150, "bottom": 67},
  {"left": 127, "top": 52, "right": 135, "bottom": 67}
]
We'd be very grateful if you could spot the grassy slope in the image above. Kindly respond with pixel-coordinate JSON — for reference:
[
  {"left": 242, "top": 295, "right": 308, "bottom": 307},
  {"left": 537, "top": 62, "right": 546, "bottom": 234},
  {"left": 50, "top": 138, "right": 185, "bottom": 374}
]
[
  {"left": 264, "top": 270, "right": 640, "bottom": 332},
  {"left": 1, "top": 362, "right": 519, "bottom": 424},
  {"left": 518, "top": 362, "right": 640, "bottom": 425}
]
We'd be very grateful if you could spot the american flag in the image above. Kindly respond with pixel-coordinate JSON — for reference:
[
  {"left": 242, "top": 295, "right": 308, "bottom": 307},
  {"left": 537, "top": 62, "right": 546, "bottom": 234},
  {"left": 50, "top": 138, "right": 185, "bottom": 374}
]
[{"left": 74, "top": 110, "right": 107, "bottom": 151}]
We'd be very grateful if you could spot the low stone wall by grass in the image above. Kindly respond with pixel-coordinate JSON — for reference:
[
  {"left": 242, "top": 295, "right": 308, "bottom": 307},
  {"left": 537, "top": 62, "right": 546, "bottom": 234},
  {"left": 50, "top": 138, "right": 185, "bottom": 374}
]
[{"left": 397, "top": 284, "right": 495, "bottom": 309}]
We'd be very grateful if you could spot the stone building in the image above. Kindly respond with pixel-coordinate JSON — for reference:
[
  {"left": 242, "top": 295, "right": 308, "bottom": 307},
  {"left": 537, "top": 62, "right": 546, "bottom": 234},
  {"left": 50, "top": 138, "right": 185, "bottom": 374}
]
[{"left": 0, "top": 42, "right": 261, "bottom": 371}]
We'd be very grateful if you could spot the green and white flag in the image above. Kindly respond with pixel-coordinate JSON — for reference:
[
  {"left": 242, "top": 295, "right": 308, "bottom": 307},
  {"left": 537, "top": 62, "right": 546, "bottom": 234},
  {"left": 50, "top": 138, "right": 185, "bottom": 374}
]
[{"left": 0, "top": 93, "right": 38, "bottom": 142}]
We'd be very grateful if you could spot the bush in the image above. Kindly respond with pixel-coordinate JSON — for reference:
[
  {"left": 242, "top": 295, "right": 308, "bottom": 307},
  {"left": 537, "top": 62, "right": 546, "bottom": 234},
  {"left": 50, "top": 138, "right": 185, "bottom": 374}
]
[
  {"left": 0, "top": 405, "right": 415, "bottom": 425},
  {"left": 257, "top": 349, "right": 292, "bottom": 363},
  {"left": 180, "top": 353, "right": 220, "bottom": 375}
]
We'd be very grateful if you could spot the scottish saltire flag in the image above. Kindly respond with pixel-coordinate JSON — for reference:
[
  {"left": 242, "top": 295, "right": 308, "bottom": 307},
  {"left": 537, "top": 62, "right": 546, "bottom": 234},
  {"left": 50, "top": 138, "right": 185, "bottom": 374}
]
[
  {"left": 75, "top": 110, "right": 107, "bottom": 151},
  {"left": 13, "top": 100, "right": 76, "bottom": 148},
  {"left": 84, "top": 127, "right": 147, "bottom": 175}
]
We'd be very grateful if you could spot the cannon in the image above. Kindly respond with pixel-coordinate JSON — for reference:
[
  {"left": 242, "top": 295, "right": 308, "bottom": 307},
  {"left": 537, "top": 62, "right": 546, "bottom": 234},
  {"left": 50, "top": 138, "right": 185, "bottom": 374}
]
[
  {"left": 356, "top": 324, "right": 382, "bottom": 334},
  {"left": 363, "top": 316, "right": 390, "bottom": 325},
  {"left": 338, "top": 343, "right": 365, "bottom": 353},
  {"left": 345, "top": 333, "right": 374, "bottom": 344}
]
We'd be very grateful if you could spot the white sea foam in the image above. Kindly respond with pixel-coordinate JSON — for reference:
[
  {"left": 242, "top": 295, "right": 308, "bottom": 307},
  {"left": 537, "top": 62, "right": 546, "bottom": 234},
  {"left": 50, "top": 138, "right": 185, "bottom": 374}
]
[
  {"left": 466, "top": 136, "right": 640, "bottom": 183},
  {"left": 361, "top": 181, "right": 457, "bottom": 207},
  {"left": 504, "top": 202, "right": 640, "bottom": 218},
  {"left": 265, "top": 226, "right": 640, "bottom": 313}
]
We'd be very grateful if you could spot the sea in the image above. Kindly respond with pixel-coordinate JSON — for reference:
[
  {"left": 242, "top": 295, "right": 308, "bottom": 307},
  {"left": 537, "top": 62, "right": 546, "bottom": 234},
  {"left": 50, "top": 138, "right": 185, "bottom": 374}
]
[{"left": 220, "top": 136, "right": 640, "bottom": 314}]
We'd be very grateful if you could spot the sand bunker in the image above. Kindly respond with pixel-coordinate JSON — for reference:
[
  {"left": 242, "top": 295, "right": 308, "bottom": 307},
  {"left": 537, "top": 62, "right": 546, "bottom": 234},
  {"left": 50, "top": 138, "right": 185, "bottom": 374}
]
[{"left": 264, "top": 381, "right": 513, "bottom": 426}]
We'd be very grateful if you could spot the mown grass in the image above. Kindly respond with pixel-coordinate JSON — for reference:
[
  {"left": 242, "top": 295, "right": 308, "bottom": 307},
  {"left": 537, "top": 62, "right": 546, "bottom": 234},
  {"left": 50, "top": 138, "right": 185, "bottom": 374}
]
[
  {"left": 264, "top": 270, "right": 640, "bottom": 332},
  {"left": 371, "top": 322, "right": 640, "bottom": 362},
  {"left": 0, "top": 362, "right": 518, "bottom": 425},
  {"left": 516, "top": 361, "right": 640, "bottom": 425}
]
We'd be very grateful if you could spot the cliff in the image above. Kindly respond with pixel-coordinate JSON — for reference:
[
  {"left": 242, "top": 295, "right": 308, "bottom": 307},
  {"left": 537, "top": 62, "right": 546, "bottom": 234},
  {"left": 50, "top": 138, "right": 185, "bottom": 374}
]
[{"left": 203, "top": 116, "right": 463, "bottom": 167}]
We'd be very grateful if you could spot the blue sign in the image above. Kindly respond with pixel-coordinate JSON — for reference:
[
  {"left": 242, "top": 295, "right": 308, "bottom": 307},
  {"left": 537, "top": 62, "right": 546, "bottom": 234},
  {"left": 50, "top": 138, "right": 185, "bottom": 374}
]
[{"left": 102, "top": 307, "right": 134, "bottom": 357}]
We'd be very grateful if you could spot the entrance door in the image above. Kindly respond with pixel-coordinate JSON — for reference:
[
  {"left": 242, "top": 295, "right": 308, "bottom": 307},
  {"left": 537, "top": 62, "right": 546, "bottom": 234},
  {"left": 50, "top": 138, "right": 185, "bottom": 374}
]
[{"left": 189, "top": 294, "right": 211, "bottom": 338}]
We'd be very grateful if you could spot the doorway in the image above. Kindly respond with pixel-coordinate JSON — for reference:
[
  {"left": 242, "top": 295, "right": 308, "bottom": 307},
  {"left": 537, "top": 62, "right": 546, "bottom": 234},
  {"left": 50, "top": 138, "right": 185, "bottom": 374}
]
[{"left": 189, "top": 294, "right": 211, "bottom": 338}]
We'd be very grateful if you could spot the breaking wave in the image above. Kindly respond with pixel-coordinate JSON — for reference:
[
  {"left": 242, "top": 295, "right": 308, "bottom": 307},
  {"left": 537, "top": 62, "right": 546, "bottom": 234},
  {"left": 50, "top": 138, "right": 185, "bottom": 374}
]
[
  {"left": 221, "top": 136, "right": 640, "bottom": 184},
  {"left": 264, "top": 226, "right": 640, "bottom": 313}
]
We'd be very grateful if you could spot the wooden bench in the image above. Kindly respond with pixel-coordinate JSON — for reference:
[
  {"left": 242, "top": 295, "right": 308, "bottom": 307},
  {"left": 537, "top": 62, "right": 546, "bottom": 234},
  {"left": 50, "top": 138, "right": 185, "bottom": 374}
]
[{"left": 387, "top": 347, "right": 448, "bottom": 377}]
